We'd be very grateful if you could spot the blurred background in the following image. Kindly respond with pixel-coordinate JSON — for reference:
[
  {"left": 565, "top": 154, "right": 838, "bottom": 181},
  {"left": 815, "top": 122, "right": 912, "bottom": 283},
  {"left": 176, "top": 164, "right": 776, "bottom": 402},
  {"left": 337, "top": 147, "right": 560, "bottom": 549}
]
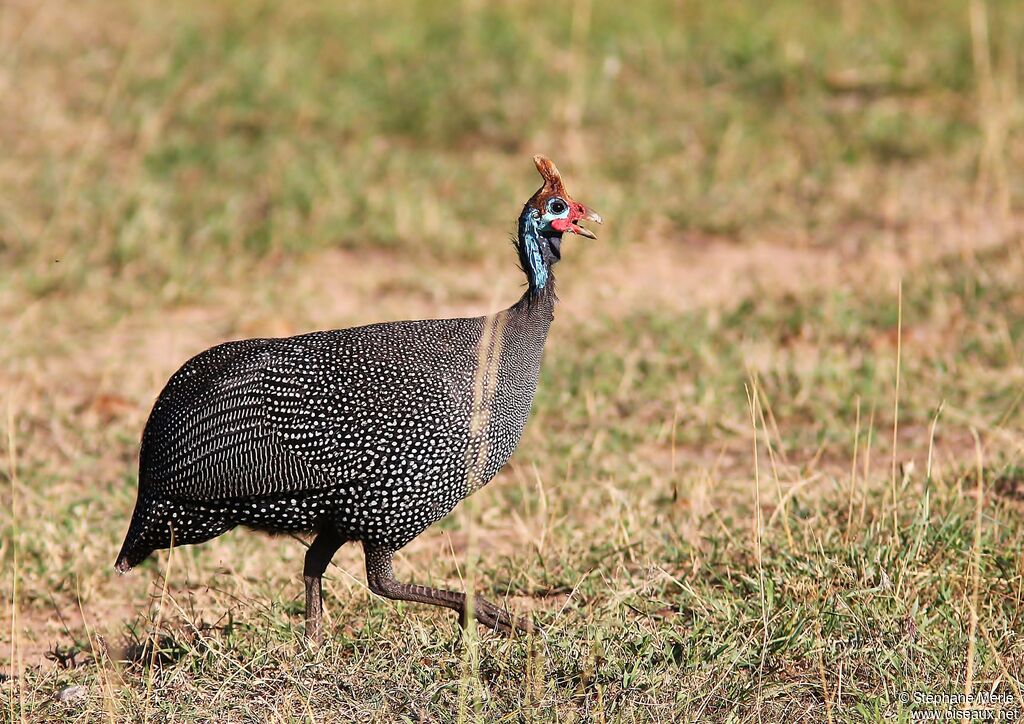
[
  {"left": 3, "top": 0, "right": 1024, "bottom": 719},
  {"left": 4, "top": 0, "right": 1021, "bottom": 289}
]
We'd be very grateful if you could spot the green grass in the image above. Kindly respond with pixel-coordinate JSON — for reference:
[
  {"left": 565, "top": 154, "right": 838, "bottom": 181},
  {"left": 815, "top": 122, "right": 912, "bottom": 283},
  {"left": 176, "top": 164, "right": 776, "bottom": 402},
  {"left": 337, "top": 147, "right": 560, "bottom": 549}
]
[
  {"left": 3, "top": 0, "right": 1024, "bottom": 720},
  {"left": 4, "top": 0, "right": 1022, "bottom": 299}
]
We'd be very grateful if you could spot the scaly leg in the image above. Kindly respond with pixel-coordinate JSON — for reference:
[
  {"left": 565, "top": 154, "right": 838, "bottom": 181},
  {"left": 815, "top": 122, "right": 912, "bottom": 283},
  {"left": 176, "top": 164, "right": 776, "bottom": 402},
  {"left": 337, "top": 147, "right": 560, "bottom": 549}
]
[
  {"left": 363, "top": 543, "right": 536, "bottom": 635},
  {"left": 303, "top": 527, "right": 345, "bottom": 644}
]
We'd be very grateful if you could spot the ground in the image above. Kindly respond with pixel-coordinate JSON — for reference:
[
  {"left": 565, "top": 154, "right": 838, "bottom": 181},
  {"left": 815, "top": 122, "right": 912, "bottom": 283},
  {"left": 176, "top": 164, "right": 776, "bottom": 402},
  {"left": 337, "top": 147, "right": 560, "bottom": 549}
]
[{"left": 2, "top": 0, "right": 1024, "bottom": 721}]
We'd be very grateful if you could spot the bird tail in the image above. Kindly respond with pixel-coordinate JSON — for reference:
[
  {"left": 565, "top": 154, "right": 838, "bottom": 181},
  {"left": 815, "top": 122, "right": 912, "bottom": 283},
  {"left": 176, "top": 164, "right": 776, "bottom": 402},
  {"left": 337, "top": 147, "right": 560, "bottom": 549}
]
[
  {"left": 114, "top": 494, "right": 237, "bottom": 572},
  {"left": 114, "top": 495, "right": 161, "bottom": 573},
  {"left": 113, "top": 551, "right": 136, "bottom": 574},
  {"left": 114, "top": 523, "right": 149, "bottom": 574}
]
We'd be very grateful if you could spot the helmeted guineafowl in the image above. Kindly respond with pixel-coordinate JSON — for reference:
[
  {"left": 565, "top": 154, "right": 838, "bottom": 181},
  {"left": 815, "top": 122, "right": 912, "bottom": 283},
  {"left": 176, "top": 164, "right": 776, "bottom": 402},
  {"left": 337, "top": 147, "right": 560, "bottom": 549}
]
[{"left": 114, "top": 155, "right": 601, "bottom": 641}]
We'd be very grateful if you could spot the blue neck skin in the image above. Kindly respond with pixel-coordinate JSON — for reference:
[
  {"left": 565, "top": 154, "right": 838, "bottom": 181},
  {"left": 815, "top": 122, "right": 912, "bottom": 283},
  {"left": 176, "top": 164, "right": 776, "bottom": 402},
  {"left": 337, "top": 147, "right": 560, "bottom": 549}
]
[{"left": 518, "top": 207, "right": 560, "bottom": 292}]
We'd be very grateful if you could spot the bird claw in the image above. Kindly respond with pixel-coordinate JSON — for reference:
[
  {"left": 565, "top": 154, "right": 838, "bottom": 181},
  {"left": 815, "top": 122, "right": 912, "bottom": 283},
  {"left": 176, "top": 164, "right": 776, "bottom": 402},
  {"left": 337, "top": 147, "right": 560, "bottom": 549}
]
[{"left": 459, "top": 598, "right": 543, "bottom": 638}]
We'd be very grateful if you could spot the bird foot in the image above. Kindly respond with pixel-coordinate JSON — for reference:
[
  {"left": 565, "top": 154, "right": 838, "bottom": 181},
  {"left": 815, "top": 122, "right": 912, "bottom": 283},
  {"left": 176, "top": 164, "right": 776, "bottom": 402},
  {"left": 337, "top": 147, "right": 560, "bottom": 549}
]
[{"left": 459, "top": 597, "right": 542, "bottom": 638}]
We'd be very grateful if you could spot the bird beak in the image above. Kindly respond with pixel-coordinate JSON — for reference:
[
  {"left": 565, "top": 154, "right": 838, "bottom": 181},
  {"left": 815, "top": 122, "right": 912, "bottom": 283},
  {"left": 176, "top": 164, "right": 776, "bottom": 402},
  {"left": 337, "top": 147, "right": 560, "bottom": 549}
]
[{"left": 571, "top": 204, "right": 602, "bottom": 239}]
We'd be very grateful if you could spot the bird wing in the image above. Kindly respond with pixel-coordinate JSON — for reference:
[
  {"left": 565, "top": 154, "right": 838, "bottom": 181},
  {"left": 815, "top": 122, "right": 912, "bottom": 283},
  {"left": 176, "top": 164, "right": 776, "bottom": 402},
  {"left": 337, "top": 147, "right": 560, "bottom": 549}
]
[
  {"left": 138, "top": 319, "right": 477, "bottom": 502},
  {"left": 259, "top": 321, "right": 474, "bottom": 482},
  {"left": 138, "top": 337, "right": 336, "bottom": 500}
]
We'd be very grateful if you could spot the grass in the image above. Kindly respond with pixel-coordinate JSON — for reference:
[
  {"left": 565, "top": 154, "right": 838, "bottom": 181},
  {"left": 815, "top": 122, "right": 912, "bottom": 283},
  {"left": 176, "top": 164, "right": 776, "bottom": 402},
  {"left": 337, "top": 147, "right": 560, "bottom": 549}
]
[{"left": 3, "top": 0, "right": 1024, "bottom": 720}]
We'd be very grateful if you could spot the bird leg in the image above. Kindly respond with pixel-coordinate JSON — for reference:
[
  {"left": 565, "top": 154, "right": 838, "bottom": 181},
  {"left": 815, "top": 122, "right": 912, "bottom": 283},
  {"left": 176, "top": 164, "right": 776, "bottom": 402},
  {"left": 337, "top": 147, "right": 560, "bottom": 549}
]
[
  {"left": 303, "top": 527, "right": 345, "bottom": 645},
  {"left": 363, "top": 544, "right": 536, "bottom": 636}
]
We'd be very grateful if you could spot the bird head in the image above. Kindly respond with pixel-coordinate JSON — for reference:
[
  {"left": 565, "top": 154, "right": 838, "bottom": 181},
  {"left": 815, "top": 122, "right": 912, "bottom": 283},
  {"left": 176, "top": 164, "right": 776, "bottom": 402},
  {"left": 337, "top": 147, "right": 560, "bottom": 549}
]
[
  {"left": 517, "top": 155, "right": 601, "bottom": 289},
  {"left": 526, "top": 155, "right": 602, "bottom": 245}
]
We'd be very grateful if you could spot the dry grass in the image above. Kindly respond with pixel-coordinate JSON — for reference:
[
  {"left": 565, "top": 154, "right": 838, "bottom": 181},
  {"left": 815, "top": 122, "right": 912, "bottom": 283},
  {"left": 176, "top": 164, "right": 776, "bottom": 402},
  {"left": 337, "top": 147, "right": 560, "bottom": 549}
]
[{"left": 3, "top": 0, "right": 1024, "bottom": 720}]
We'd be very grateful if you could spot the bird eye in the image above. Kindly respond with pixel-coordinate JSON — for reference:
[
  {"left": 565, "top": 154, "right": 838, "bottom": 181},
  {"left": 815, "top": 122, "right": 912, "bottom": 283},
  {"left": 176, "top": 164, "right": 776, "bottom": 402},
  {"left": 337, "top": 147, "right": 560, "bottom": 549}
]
[{"left": 548, "top": 198, "right": 568, "bottom": 215}]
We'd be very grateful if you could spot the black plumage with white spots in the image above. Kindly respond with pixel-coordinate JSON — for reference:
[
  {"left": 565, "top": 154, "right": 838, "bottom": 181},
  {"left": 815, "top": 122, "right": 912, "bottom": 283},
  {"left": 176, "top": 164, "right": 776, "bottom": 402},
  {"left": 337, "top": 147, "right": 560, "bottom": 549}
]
[
  {"left": 116, "top": 310, "right": 548, "bottom": 568},
  {"left": 115, "top": 155, "right": 601, "bottom": 638}
]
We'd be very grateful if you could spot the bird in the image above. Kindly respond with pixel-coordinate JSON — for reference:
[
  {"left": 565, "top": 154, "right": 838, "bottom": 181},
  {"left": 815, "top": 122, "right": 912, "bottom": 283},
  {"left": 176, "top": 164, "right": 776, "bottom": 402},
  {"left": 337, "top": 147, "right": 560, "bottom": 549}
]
[{"left": 114, "top": 155, "right": 601, "bottom": 642}]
